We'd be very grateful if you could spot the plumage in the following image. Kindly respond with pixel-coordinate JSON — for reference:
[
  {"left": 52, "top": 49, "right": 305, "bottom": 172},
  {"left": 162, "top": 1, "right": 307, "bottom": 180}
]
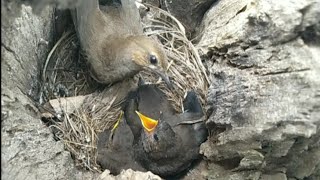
[
  {"left": 72, "top": 0, "right": 171, "bottom": 86},
  {"left": 124, "top": 84, "right": 208, "bottom": 177},
  {"left": 124, "top": 82, "right": 175, "bottom": 141},
  {"left": 96, "top": 112, "right": 145, "bottom": 174}
]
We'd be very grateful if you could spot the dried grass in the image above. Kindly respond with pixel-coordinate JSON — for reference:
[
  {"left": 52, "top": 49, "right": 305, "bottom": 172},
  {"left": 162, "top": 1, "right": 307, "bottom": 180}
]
[
  {"left": 51, "top": 105, "right": 121, "bottom": 173},
  {"left": 140, "top": 4, "right": 210, "bottom": 112},
  {"left": 41, "top": 5, "right": 209, "bottom": 172}
]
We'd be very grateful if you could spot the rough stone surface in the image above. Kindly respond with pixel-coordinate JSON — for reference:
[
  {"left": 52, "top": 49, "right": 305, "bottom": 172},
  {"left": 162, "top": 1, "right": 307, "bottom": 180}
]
[
  {"left": 260, "top": 173, "right": 287, "bottom": 180},
  {"left": 143, "top": 0, "right": 215, "bottom": 37},
  {"left": 2, "top": 0, "right": 80, "bottom": 15},
  {"left": 158, "top": 0, "right": 216, "bottom": 37},
  {"left": 2, "top": 0, "right": 320, "bottom": 179},
  {"left": 1, "top": 3, "right": 97, "bottom": 180},
  {"left": 97, "top": 169, "right": 162, "bottom": 180},
  {"left": 197, "top": 0, "right": 320, "bottom": 179}
]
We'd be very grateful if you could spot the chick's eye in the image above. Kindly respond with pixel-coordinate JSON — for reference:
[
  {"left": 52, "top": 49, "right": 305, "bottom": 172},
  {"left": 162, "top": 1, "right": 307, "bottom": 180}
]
[
  {"left": 153, "top": 134, "right": 159, "bottom": 141},
  {"left": 149, "top": 55, "right": 158, "bottom": 64}
]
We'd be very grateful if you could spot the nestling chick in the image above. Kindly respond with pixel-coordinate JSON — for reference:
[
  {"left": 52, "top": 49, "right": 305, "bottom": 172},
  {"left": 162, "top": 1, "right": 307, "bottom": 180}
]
[
  {"left": 96, "top": 111, "right": 145, "bottom": 174},
  {"left": 124, "top": 84, "right": 208, "bottom": 177},
  {"left": 72, "top": 0, "right": 171, "bottom": 87}
]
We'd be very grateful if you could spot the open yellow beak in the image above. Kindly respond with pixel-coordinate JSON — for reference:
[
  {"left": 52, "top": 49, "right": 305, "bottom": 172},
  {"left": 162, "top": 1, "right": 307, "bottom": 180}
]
[{"left": 135, "top": 111, "right": 158, "bottom": 132}]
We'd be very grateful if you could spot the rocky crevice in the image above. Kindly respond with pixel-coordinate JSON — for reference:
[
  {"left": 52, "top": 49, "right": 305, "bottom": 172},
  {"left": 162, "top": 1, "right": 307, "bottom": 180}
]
[{"left": 1, "top": 0, "right": 320, "bottom": 179}]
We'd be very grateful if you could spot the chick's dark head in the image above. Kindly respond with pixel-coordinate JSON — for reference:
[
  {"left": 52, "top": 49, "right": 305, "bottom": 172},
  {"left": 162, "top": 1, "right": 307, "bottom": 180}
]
[
  {"left": 135, "top": 111, "right": 178, "bottom": 156},
  {"left": 106, "top": 113, "right": 134, "bottom": 149}
]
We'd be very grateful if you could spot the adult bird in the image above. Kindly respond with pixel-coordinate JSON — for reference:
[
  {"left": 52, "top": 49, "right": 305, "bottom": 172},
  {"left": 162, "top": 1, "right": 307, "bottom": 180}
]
[
  {"left": 124, "top": 84, "right": 208, "bottom": 177},
  {"left": 72, "top": 0, "right": 171, "bottom": 87},
  {"left": 96, "top": 111, "right": 145, "bottom": 174}
]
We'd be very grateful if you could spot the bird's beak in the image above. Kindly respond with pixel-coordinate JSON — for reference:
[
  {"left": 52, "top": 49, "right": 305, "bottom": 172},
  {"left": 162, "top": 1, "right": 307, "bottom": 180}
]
[
  {"left": 145, "top": 65, "right": 173, "bottom": 89},
  {"left": 153, "top": 68, "right": 173, "bottom": 90},
  {"left": 135, "top": 111, "right": 158, "bottom": 132},
  {"left": 111, "top": 111, "right": 123, "bottom": 132}
]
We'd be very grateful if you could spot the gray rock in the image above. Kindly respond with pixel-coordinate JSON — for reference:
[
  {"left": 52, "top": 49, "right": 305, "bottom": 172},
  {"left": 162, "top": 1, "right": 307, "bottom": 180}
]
[
  {"left": 1, "top": 3, "right": 97, "bottom": 180},
  {"left": 207, "top": 162, "right": 261, "bottom": 180},
  {"left": 197, "top": 0, "right": 320, "bottom": 179},
  {"left": 260, "top": 173, "right": 287, "bottom": 180},
  {"left": 3, "top": 0, "right": 80, "bottom": 15},
  {"left": 144, "top": 0, "right": 216, "bottom": 37},
  {"left": 2, "top": 0, "right": 320, "bottom": 179},
  {"left": 97, "top": 169, "right": 162, "bottom": 180}
]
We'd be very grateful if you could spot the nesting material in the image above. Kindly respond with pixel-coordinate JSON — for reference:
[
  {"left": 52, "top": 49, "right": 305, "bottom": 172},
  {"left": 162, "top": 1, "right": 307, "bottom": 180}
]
[
  {"left": 141, "top": 5, "right": 209, "bottom": 112},
  {"left": 40, "top": 30, "right": 96, "bottom": 104},
  {"left": 41, "top": 5, "right": 209, "bottom": 172}
]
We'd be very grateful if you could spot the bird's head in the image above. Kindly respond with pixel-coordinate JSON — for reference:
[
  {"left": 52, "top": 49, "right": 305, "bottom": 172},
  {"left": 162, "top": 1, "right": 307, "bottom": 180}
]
[
  {"left": 125, "top": 36, "right": 173, "bottom": 89},
  {"left": 135, "top": 111, "right": 159, "bottom": 132},
  {"left": 135, "top": 111, "right": 177, "bottom": 154},
  {"left": 108, "top": 111, "right": 133, "bottom": 149}
]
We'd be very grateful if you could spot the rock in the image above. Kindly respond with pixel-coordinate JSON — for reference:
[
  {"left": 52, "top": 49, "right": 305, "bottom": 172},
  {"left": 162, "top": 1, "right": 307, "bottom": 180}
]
[
  {"left": 2, "top": 0, "right": 320, "bottom": 179},
  {"left": 1, "top": 3, "right": 97, "bottom": 180},
  {"left": 197, "top": 0, "right": 320, "bottom": 179},
  {"left": 97, "top": 169, "right": 162, "bottom": 180},
  {"left": 260, "top": 173, "right": 287, "bottom": 180},
  {"left": 300, "top": 1, "right": 320, "bottom": 44},
  {"left": 144, "top": 0, "right": 216, "bottom": 37},
  {"left": 237, "top": 150, "right": 265, "bottom": 170},
  {"left": 207, "top": 162, "right": 261, "bottom": 180},
  {"left": 11, "top": 0, "right": 80, "bottom": 14},
  {"left": 181, "top": 160, "right": 209, "bottom": 180}
]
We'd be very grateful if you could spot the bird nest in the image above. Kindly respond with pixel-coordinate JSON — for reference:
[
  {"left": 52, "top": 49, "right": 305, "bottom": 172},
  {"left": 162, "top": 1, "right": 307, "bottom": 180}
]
[{"left": 40, "top": 5, "right": 209, "bottom": 172}]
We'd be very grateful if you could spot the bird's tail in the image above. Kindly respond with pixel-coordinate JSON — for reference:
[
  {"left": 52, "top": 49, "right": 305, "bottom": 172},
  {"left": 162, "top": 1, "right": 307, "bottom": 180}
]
[
  {"left": 120, "top": 0, "right": 138, "bottom": 10},
  {"left": 120, "top": 0, "right": 142, "bottom": 33},
  {"left": 76, "top": 0, "right": 99, "bottom": 18},
  {"left": 71, "top": 0, "right": 100, "bottom": 48},
  {"left": 71, "top": 0, "right": 99, "bottom": 34}
]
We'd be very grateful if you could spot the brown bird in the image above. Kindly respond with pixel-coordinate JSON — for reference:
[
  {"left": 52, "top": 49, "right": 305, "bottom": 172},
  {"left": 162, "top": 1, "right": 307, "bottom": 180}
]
[{"left": 72, "top": 0, "right": 171, "bottom": 87}]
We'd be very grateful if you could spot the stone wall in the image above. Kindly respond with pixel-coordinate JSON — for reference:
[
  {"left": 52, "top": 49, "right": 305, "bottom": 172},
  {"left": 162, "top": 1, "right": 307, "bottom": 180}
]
[{"left": 1, "top": 0, "right": 319, "bottom": 179}]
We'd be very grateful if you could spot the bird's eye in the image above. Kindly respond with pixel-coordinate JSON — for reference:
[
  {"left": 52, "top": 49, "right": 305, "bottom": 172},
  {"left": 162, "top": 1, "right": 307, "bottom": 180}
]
[
  {"left": 149, "top": 55, "right": 158, "bottom": 64},
  {"left": 153, "top": 134, "right": 159, "bottom": 141}
]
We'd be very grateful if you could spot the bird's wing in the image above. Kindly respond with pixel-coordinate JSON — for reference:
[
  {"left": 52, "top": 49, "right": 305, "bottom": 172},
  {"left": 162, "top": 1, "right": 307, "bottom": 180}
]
[{"left": 183, "top": 90, "right": 204, "bottom": 115}]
